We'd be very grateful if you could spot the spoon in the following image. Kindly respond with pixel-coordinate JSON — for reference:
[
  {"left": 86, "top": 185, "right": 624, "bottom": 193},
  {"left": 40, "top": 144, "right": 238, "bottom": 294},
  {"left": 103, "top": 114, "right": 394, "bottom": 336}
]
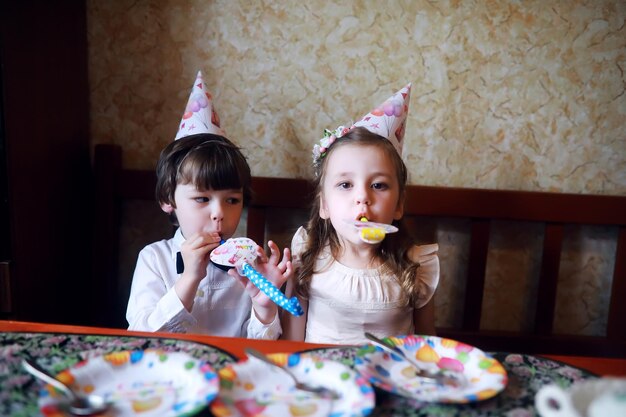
[
  {"left": 22, "top": 358, "right": 109, "bottom": 416},
  {"left": 244, "top": 348, "right": 340, "bottom": 400},
  {"left": 364, "top": 332, "right": 464, "bottom": 387}
]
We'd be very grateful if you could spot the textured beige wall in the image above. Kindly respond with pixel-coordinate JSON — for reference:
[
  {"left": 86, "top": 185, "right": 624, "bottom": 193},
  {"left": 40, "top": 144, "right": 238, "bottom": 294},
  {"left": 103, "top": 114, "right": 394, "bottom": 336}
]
[
  {"left": 88, "top": 0, "right": 625, "bottom": 194},
  {"left": 87, "top": 0, "right": 625, "bottom": 335}
]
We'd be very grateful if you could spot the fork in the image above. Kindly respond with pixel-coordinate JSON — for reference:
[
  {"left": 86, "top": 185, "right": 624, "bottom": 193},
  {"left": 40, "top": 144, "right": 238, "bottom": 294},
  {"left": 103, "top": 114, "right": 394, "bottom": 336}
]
[
  {"left": 244, "top": 348, "right": 340, "bottom": 400},
  {"left": 364, "top": 332, "right": 464, "bottom": 387}
]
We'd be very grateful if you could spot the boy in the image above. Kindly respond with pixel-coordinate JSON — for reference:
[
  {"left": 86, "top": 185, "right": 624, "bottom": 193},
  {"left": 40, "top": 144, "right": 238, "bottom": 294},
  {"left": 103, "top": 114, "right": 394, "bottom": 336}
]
[{"left": 126, "top": 71, "right": 289, "bottom": 337}]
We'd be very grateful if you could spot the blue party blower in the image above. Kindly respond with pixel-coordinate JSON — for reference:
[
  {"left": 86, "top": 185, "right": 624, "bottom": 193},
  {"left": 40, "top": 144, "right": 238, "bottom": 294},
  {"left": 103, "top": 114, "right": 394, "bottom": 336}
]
[{"left": 210, "top": 237, "right": 303, "bottom": 317}]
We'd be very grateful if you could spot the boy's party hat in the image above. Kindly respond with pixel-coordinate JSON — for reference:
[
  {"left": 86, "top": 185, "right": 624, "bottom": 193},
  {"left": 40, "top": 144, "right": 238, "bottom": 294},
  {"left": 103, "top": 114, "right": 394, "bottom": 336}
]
[
  {"left": 313, "top": 83, "right": 411, "bottom": 162},
  {"left": 175, "top": 71, "right": 225, "bottom": 140}
]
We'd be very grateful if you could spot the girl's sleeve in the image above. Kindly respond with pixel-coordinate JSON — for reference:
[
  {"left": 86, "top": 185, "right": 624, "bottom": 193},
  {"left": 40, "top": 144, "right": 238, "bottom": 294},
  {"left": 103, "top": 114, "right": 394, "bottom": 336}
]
[
  {"left": 279, "top": 226, "right": 308, "bottom": 341},
  {"left": 126, "top": 247, "right": 196, "bottom": 333},
  {"left": 290, "top": 226, "right": 307, "bottom": 266},
  {"left": 409, "top": 243, "right": 440, "bottom": 309}
]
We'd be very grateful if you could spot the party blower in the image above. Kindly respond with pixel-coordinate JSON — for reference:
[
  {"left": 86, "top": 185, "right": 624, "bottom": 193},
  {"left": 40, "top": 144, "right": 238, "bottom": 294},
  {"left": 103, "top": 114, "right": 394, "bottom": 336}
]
[
  {"left": 346, "top": 217, "right": 399, "bottom": 244},
  {"left": 210, "top": 238, "right": 304, "bottom": 316}
]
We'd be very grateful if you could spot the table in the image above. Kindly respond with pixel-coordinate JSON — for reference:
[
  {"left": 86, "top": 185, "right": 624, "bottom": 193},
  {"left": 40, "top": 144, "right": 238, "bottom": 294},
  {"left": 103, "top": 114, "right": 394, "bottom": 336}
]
[{"left": 1, "top": 320, "right": 625, "bottom": 417}]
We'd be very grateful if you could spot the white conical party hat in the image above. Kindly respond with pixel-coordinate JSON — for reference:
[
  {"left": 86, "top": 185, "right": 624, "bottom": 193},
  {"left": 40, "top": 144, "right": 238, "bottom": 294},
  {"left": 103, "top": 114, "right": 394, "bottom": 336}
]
[
  {"left": 313, "top": 83, "right": 411, "bottom": 162},
  {"left": 352, "top": 83, "right": 411, "bottom": 154},
  {"left": 174, "top": 70, "right": 226, "bottom": 140}
]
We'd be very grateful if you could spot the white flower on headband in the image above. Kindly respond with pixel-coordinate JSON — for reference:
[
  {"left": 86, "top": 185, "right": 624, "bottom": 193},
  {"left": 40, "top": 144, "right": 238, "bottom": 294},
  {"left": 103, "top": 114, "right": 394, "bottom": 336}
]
[{"left": 312, "top": 125, "right": 352, "bottom": 164}]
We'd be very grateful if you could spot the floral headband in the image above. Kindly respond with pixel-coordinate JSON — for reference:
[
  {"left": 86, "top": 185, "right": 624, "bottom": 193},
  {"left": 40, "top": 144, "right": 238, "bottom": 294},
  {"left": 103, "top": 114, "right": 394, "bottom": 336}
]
[
  {"left": 312, "top": 125, "right": 352, "bottom": 164},
  {"left": 311, "top": 83, "right": 411, "bottom": 165}
]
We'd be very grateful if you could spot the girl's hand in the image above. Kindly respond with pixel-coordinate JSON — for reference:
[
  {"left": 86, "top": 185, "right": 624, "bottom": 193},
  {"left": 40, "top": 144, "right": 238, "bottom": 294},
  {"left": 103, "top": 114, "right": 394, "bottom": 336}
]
[
  {"left": 180, "top": 231, "right": 222, "bottom": 283},
  {"left": 228, "top": 240, "right": 293, "bottom": 323}
]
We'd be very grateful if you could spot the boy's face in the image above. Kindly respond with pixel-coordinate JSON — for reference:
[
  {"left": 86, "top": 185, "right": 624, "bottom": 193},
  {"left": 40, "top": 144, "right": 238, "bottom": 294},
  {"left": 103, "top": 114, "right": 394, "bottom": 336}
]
[
  {"left": 319, "top": 143, "right": 403, "bottom": 246},
  {"left": 161, "top": 184, "right": 244, "bottom": 240}
]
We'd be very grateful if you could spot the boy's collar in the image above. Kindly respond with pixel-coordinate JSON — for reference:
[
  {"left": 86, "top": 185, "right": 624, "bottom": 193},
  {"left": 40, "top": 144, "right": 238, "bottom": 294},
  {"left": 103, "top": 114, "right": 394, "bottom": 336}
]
[{"left": 171, "top": 228, "right": 185, "bottom": 260}]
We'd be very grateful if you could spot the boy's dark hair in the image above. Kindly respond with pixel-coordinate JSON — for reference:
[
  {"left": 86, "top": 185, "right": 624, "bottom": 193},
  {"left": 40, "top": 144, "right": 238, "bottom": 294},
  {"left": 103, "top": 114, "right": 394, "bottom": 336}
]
[{"left": 155, "top": 133, "right": 252, "bottom": 225}]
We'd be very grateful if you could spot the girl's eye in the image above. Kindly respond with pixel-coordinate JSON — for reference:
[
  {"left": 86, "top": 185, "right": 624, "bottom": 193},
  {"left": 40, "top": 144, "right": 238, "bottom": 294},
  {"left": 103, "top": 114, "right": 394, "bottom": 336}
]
[
  {"left": 194, "top": 197, "right": 209, "bottom": 203},
  {"left": 372, "top": 182, "right": 389, "bottom": 190},
  {"left": 226, "top": 197, "right": 242, "bottom": 205},
  {"left": 338, "top": 182, "right": 352, "bottom": 189}
]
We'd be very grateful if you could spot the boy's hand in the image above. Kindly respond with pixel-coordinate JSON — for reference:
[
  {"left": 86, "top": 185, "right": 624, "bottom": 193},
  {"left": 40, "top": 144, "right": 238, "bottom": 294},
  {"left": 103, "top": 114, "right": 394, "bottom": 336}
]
[
  {"left": 228, "top": 240, "right": 293, "bottom": 324},
  {"left": 180, "top": 231, "right": 222, "bottom": 283},
  {"left": 174, "top": 231, "right": 221, "bottom": 312}
]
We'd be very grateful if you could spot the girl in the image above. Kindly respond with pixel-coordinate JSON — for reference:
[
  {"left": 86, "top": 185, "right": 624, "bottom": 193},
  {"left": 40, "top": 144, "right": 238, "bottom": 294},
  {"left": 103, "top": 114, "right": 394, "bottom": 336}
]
[{"left": 282, "top": 86, "right": 439, "bottom": 345}]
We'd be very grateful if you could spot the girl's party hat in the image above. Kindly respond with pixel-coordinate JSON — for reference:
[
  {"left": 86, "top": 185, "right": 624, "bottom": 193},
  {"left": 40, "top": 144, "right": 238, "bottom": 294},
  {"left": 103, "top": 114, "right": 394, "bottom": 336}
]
[
  {"left": 174, "top": 71, "right": 225, "bottom": 140},
  {"left": 313, "top": 83, "right": 411, "bottom": 162},
  {"left": 352, "top": 83, "right": 411, "bottom": 154}
]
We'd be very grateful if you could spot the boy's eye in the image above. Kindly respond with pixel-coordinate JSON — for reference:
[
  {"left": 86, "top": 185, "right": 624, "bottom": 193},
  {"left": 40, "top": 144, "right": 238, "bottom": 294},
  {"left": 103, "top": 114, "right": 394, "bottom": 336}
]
[
  {"left": 371, "top": 182, "right": 389, "bottom": 190},
  {"left": 226, "top": 197, "right": 242, "bottom": 205}
]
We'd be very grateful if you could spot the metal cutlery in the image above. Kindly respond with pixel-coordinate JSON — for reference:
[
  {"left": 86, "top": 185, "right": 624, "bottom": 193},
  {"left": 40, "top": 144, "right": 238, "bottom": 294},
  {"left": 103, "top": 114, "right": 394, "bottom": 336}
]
[
  {"left": 245, "top": 348, "right": 340, "bottom": 400},
  {"left": 22, "top": 358, "right": 110, "bottom": 415},
  {"left": 364, "top": 332, "right": 465, "bottom": 387}
]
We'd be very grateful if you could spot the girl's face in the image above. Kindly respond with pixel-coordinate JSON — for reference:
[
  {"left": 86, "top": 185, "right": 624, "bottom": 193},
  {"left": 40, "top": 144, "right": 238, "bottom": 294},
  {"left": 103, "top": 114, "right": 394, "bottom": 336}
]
[
  {"left": 161, "top": 184, "right": 243, "bottom": 240},
  {"left": 320, "top": 143, "right": 404, "bottom": 246}
]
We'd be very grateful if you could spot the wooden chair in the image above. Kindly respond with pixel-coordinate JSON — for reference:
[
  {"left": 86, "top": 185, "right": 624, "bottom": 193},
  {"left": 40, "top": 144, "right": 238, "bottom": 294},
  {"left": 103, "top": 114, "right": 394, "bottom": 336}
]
[
  {"left": 93, "top": 144, "right": 159, "bottom": 327},
  {"left": 93, "top": 143, "right": 626, "bottom": 357}
]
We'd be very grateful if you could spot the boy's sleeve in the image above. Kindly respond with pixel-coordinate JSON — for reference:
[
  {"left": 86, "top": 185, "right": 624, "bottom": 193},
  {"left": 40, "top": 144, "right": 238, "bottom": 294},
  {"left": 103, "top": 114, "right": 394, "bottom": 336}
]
[
  {"left": 410, "top": 243, "right": 440, "bottom": 309},
  {"left": 246, "top": 309, "right": 282, "bottom": 340},
  {"left": 126, "top": 247, "right": 197, "bottom": 333},
  {"left": 244, "top": 226, "right": 306, "bottom": 340}
]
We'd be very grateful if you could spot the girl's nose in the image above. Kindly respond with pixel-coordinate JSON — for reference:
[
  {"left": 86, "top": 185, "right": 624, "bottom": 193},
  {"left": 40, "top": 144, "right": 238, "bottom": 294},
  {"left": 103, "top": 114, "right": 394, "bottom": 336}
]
[{"left": 355, "top": 189, "right": 371, "bottom": 206}]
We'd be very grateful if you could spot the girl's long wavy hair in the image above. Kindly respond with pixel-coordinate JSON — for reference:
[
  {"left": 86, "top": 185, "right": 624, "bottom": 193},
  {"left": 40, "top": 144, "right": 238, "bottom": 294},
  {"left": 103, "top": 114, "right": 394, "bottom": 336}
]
[{"left": 296, "top": 127, "right": 420, "bottom": 306}]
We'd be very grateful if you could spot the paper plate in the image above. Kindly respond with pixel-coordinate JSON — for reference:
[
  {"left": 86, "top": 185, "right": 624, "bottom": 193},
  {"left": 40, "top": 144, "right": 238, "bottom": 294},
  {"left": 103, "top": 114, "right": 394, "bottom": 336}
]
[
  {"left": 354, "top": 335, "right": 508, "bottom": 403},
  {"left": 211, "top": 352, "right": 375, "bottom": 417},
  {"left": 38, "top": 349, "right": 219, "bottom": 417}
]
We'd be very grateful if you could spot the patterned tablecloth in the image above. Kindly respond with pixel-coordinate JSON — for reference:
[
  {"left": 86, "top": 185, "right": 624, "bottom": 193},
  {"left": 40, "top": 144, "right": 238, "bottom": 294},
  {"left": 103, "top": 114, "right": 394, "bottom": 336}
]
[
  {"left": 0, "top": 332, "right": 235, "bottom": 417},
  {"left": 303, "top": 346, "right": 597, "bottom": 417},
  {"left": 0, "top": 332, "right": 597, "bottom": 417}
]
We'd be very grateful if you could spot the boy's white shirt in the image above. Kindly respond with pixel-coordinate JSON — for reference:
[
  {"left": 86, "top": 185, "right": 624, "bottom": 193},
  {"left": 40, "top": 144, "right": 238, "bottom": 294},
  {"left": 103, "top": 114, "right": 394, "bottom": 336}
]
[{"left": 126, "top": 228, "right": 281, "bottom": 339}]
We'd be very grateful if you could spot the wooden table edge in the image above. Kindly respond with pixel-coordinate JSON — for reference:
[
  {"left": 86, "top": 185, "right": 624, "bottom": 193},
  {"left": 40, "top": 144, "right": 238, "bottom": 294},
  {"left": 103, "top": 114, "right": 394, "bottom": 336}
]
[{"left": 2, "top": 320, "right": 624, "bottom": 376}]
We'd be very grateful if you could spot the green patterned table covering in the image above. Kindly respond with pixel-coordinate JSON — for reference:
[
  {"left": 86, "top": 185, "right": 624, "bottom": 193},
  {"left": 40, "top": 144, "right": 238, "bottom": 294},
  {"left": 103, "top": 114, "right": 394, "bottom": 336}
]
[
  {"left": 1, "top": 332, "right": 236, "bottom": 417},
  {"left": 302, "top": 346, "right": 598, "bottom": 417},
  {"left": 0, "top": 332, "right": 598, "bottom": 417}
]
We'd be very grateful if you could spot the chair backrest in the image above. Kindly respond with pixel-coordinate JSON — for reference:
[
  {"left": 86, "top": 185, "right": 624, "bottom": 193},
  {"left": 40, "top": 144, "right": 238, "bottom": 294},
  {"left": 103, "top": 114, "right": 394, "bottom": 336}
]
[
  {"left": 93, "top": 144, "right": 626, "bottom": 357},
  {"left": 93, "top": 144, "right": 159, "bottom": 327},
  {"left": 400, "top": 186, "right": 626, "bottom": 357}
]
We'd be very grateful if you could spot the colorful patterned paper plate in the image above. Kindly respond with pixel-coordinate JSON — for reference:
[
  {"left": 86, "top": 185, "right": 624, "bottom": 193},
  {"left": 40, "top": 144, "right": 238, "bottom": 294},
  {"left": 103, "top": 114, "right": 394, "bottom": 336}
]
[
  {"left": 38, "top": 349, "right": 219, "bottom": 417},
  {"left": 354, "top": 335, "right": 508, "bottom": 403},
  {"left": 211, "top": 352, "right": 375, "bottom": 417}
]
